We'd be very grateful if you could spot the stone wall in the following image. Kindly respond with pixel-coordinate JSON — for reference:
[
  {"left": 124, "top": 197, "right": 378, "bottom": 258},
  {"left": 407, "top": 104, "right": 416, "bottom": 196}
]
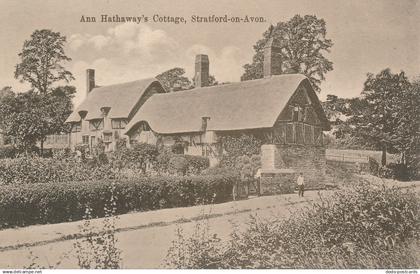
[
  {"left": 261, "top": 144, "right": 327, "bottom": 189},
  {"left": 260, "top": 171, "right": 296, "bottom": 195}
]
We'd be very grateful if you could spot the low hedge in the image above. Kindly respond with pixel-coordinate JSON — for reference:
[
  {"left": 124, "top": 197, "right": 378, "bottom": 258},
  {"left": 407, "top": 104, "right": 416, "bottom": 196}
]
[
  {"left": 0, "top": 157, "right": 116, "bottom": 185},
  {"left": 0, "top": 145, "right": 16, "bottom": 159},
  {"left": 0, "top": 173, "right": 238, "bottom": 229}
]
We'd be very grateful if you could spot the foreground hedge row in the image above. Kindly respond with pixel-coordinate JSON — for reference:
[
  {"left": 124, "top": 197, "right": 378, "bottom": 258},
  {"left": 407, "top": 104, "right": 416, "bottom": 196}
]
[
  {"left": 0, "top": 173, "right": 237, "bottom": 229},
  {"left": 0, "top": 156, "right": 118, "bottom": 185},
  {"left": 166, "top": 182, "right": 420, "bottom": 268},
  {"left": 0, "top": 151, "right": 210, "bottom": 185}
]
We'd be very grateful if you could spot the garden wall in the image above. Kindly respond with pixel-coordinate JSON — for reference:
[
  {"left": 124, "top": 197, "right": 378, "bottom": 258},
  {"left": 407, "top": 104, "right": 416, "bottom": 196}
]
[{"left": 261, "top": 144, "right": 327, "bottom": 189}]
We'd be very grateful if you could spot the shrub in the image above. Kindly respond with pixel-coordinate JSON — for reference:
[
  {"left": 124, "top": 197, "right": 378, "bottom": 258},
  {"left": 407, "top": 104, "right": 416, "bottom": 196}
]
[
  {"left": 74, "top": 186, "right": 121, "bottom": 269},
  {"left": 379, "top": 163, "right": 410, "bottom": 181},
  {"left": 184, "top": 155, "right": 210, "bottom": 175},
  {"left": 109, "top": 143, "right": 158, "bottom": 171},
  {"left": 169, "top": 156, "right": 188, "bottom": 175},
  {"left": 219, "top": 134, "right": 262, "bottom": 168},
  {"left": 0, "top": 156, "right": 116, "bottom": 185},
  {"left": 368, "top": 157, "right": 379, "bottom": 176},
  {"left": 201, "top": 166, "right": 240, "bottom": 177},
  {"left": 235, "top": 154, "right": 261, "bottom": 180},
  {"left": 155, "top": 149, "right": 209, "bottom": 175},
  {"left": 0, "top": 145, "right": 16, "bottom": 159},
  {"left": 0, "top": 173, "right": 238, "bottom": 228},
  {"left": 166, "top": 183, "right": 420, "bottom": 268}
]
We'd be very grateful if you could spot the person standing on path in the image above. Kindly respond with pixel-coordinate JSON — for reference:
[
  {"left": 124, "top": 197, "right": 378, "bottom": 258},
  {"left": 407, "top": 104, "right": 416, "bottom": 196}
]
[
  {"left": 297, "top": 172, "right": 305, "bottom": 197},
  {"left": 254, "top": 168, "right": 262, "bottom": 196}
]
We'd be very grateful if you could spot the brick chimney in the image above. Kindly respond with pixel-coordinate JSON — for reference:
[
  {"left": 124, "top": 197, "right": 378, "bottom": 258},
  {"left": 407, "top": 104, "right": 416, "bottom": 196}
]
[
  {"left": 263, "top": 37, "right": 282, "bottom": 78},
  {"left": 194, "top": 54, "right": 209, "bottom": 88},
  {"left": 201, "top": 116, "right": 210, "bottom": 131},
  {"left": 86, "top": 69, "right": 95, "bottom": 94}
]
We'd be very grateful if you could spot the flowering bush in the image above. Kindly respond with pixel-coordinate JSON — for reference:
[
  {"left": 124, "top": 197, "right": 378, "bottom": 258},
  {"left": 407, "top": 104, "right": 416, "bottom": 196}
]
[{"left": 0, "top": 172, "right": 238, "bottom": 228}]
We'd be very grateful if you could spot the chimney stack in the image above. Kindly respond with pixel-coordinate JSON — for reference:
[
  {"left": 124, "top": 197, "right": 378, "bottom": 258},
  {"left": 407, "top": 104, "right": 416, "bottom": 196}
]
[
  {"left": 86, "top": 69, "right": 95, "bottom": 94},
  {"left": 201, "top": 116, "right": 210, "bottom": 132},
  {"left": 263, "top": 37, "right": 282, "bottom": 78},
  {"left": 194, "top": 54, "right": 209, "bottom": 88}
]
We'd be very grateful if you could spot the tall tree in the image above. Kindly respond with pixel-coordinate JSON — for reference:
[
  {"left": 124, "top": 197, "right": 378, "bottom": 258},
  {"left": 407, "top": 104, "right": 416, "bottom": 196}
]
[
  {"left": 192, "top": 74, "right": 218, "bottom": 87},
  {"left": 15, "top": 29, "right": 74, "bottom": 94},
  {"left": 156, "top": 67, "right": 219, "bottom": 92},
  {"left": 241, "top": 15, "right": 333, "bottom": 92},
  {"left": 11, "top": 29, "right": 75, "bottom": 154},
  {"left": 156, "top": 68, "right": 192, "bottom": 92},
  {"left": 345, "top": 69, "right": 419, "bottom": 169}
]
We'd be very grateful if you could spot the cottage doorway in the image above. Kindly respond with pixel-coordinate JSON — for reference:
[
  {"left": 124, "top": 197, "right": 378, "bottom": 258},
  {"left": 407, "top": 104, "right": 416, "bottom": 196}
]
[{"left": 90, "top": 136, "right": 96, "bottom": 150}]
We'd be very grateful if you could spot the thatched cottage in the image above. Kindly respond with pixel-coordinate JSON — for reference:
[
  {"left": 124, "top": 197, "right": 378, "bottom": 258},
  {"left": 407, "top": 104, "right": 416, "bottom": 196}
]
[
  {"left": 65, "top": 71, "right": 166, "bottom": 151},
  {"left": 65, "top": 37, "right": 330, "bottom": 186}
]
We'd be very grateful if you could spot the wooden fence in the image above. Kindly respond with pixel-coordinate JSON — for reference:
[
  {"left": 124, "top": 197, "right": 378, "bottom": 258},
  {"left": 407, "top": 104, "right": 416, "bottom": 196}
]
[
  {"left": 325, "top": 149, "right": 399, "bottom": 164},
  {"left": 43, "top": 134, "right": 70, "bottom": 148}
]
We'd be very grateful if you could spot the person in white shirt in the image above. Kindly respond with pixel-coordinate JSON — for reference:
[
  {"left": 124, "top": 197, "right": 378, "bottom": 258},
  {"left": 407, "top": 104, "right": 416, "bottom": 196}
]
[
  {"left": 254, "top": 168, "right": 262, "bottom": 196},
  {"left": 297, "top": 172, "right": 305, "bottom": 197}
]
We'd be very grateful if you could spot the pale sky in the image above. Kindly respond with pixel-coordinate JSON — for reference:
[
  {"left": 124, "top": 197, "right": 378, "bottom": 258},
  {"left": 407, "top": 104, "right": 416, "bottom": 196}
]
[{"left": 0, "top": 0, "right": 419, "bottom": 106}]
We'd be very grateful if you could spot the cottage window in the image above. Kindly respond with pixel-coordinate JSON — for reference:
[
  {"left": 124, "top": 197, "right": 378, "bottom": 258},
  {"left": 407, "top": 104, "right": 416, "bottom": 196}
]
[
  {"left": 141, "top": 123, "right": 150, "bottom": 131},
  {"left": 82, "top": 135, "right": 89, "bottom": 145},
  {"left": 304, "top": 124, "right": 314, "bottom": 144},
  {"left": 286, "top": 123, "right": 294, "bottom": 143},
  {"left": 295, "top": 123, "right": 304, "bottom": 144},
  {"left": 103, "top": 132, "right": 112, "bottom": 143},
  {"left": 90, "top": 136, "right": 96, "bottom": 147},
  {"left": 111, "top": 119, "right": 127, "bottom": 129},
  {"left": 71, "top": 122, "right": 81, "bottom": 133},
  {"left": 172, "top": 142, "right": 184, "bottom": 154},
  {"left": 89, "top": 119, "right": 104, "bottom": 131},
  {"left": 293, "top": 106, "right": 305, "bottom": 122}
]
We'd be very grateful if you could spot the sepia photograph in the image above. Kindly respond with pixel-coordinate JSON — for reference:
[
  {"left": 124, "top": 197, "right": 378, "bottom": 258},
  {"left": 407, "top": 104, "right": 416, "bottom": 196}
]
[{"left": 0, "top": 0, "right": 419, "bottom": 271}]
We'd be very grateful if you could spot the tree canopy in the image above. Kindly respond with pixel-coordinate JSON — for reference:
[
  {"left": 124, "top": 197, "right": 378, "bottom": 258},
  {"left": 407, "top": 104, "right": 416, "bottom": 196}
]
[
  {"left": 0, "top": 86, "right": 75, "bottom": 152},
  {"left": 156, "top": 67, "right": 218, "bottom": 92},
  {"left": 4, "top": 29, "right": 76, "bottom": 153},
  {"left": 324, "top": 69, "right": 420, "bottom": 176},
  {"left": 241, "top": 15, "right": 333, "bottom": 92},
  {"left": 14, "top": 29, "right": 74, "bottom": 94},
  {"left": 156, "top": 67, "right": 192, "bottom": 92}
]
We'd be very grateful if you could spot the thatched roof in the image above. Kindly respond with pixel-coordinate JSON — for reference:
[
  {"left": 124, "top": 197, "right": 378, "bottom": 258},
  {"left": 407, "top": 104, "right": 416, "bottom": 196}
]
[
  {"left": 66, "top": 78, "right": 164, "bottom": 122},
  {"left": 124, "top": 74, "right": 329, "bottom": 135}
]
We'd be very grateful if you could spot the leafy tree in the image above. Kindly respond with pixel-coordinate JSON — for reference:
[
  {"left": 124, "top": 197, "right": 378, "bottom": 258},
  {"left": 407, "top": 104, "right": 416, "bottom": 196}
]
[
  {"left": 394, "top": 78, "right": 420, "bottom": 177},
  {"left": 0, "top": 86, "right": 13, "bottom": 99},
  {"left": 338, "top": 69, "right": 419, "bottom": 176},
  {"left": 0, "top": 90, "right": 45, "bottom": 152},
  {"left": 322, "top": 95, "right": 375, "bottom": 149},
  {"left": 15, "top": 29, "right": 74, "bottom": 94},
  {"left": 8, "top": 29, "right": 75, "bottom": 154},
  {"left": 241, "top": 15, "right": 333, "bottom": 92},
  {"left": 0, "top": 86, "right": 75, "bottom": 153},
  {"left": 192, "top": 74, "right": 218, "bottom": 87},
  {"left": 156, "top": 67, "right": 192, "bottom": 92},
  {"left": 47, "top": 85, "right": 76, "bottom": 134},
  {"left": 156, "top": 67, "right": 219, "bottom": 92}
]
